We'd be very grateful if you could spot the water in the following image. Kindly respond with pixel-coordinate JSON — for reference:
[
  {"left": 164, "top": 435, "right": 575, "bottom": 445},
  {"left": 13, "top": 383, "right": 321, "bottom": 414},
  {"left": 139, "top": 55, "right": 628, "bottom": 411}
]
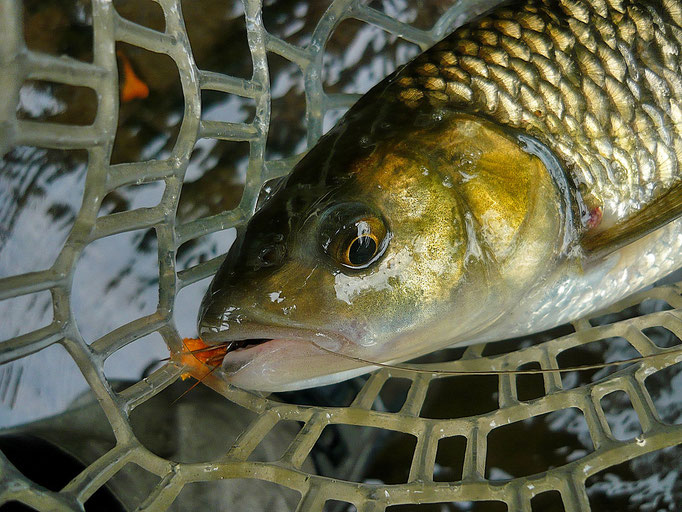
[{"left": 1, "top": 1, "right": 681, "bottom": 510}]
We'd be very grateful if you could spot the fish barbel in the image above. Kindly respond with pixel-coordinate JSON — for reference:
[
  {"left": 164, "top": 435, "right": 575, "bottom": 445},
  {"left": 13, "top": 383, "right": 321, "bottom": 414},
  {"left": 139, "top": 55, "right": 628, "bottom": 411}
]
[{"left": 197, "top": 0, "right": 682, "bottom": 391}]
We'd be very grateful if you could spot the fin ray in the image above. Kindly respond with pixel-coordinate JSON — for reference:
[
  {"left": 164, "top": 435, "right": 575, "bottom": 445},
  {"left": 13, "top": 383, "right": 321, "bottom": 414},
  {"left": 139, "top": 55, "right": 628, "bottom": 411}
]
[{"left": 582, "top": 185, "right": 682, "bottom": 257}]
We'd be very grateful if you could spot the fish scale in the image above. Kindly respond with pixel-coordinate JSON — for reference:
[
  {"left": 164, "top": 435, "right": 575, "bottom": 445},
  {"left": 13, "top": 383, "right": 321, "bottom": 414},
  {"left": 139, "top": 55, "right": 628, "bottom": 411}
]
[
  {"left": 197, "top": 0, "right": 682, "bottom": 391},
  {"left": 391, "top": 0, "right": 682, "bottom": 226}
]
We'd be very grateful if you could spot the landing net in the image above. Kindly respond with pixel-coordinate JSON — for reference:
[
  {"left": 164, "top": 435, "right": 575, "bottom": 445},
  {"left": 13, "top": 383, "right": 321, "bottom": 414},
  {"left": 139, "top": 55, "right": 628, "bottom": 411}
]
[{"left": 1, "top": 1, "right": 681, "bottom": 511}]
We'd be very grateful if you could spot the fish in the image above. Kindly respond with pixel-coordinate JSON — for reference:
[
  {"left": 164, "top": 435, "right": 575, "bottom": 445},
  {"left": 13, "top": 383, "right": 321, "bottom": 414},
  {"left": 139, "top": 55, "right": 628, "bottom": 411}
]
[{"left": 195, "top": 0, "right": 682, "bottom": 392}]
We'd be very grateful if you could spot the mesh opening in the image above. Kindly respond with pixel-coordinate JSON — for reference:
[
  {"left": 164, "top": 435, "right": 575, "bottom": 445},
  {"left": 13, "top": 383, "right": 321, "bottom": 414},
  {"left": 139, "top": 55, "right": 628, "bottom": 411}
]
[
  {"left": 0, "top": 147, "right": 88, "bottom": 277},
  {"left": 1, "top": 0, "right": 682, "bottom": 511},
  {"left": 17, "top": 80, "right": 97, "bottom": 125},
  {"left": 22, "top": 0, "right": 93, "bottom": 62}
]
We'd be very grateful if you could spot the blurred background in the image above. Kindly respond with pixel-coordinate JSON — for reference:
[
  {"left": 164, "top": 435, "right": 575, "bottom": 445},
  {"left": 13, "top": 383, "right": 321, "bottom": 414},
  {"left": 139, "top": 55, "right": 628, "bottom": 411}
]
[{"left": 1, "top": 1, "right": 681, "bottom": 511}]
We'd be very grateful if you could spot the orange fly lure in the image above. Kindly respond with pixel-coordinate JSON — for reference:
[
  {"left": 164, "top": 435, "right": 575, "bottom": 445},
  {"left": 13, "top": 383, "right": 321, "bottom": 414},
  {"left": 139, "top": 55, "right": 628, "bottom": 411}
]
[{"left": 178, "top": 337, "right": 229, "bottom": 380}]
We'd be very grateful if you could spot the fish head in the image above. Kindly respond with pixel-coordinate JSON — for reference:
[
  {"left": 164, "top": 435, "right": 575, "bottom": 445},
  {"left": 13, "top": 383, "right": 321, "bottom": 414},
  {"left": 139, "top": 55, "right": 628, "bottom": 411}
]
[{"left": 198, "top": 113, "right": 567, "bottom": 391}]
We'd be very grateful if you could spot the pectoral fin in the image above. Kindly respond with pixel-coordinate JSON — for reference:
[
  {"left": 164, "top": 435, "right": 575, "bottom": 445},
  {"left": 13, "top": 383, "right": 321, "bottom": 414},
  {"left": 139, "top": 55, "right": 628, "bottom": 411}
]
[{"left": 582, "top": 185, "right": 682, "bottom": 259}]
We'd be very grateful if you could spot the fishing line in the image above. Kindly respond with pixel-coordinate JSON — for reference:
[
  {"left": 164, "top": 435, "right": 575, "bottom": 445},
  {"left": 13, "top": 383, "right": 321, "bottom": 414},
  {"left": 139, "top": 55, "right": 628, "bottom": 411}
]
[
  {"left": 172, "top": 338, "right": 682, "bottom": 377},
  {"left": 171, "top": 364, "right": 222, "bottom": 405},
  {"left": 306, "top": 340, "right": 682, "bottom": 376}
]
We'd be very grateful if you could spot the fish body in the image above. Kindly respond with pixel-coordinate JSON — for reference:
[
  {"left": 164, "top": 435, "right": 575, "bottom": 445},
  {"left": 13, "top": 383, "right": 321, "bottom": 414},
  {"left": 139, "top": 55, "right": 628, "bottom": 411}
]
[{"left": 198, "top": 0, "right": 682, "bottom": 391}]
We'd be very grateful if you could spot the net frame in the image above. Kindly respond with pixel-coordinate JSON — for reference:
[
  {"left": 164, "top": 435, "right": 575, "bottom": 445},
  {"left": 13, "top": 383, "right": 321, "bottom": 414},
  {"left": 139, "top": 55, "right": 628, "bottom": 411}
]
[{"left": 0, "top": 0, "right": 681, "bottom": 510}]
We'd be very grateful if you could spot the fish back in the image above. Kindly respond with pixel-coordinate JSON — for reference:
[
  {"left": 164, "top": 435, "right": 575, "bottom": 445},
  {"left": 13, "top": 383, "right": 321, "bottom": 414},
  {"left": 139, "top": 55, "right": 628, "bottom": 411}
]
[{"left": 388, "top": 0, "right": 682, "bottom": 228}]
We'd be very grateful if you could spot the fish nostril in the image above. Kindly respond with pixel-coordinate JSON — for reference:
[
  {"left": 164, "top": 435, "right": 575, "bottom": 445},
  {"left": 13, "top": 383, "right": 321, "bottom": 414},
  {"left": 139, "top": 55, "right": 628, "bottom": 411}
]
[{"left": 256, "top": 242, "right": 286, "bottom": 268}]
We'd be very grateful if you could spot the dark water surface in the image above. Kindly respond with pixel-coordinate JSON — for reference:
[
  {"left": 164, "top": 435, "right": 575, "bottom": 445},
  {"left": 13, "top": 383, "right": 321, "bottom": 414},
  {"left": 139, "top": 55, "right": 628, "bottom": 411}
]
[{"left": 1, "top": 2, "right": 681, "bottom": 511}]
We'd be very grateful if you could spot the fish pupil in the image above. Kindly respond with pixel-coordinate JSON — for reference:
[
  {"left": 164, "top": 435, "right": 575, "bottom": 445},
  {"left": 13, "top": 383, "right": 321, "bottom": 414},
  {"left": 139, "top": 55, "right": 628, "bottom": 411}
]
[{"left": 348, "top": 235, "right": 377, "bottom": 266}]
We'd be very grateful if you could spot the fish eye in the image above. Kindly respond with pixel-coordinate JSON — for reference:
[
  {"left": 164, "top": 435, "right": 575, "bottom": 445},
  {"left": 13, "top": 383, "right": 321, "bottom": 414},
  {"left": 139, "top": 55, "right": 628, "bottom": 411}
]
[
  {"left": 345, "top": 231, "right": 379, "bottom": 267},
  {"left": 322, "top": 208, "right": 389, "bottom": 269}
]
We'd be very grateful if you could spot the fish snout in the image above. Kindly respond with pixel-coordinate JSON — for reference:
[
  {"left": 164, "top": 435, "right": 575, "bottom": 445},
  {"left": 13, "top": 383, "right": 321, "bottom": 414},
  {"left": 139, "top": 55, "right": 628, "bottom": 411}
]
[
  {"left": 198, "top": 233, "right": 289, "bottom": 337},
  {"left": 228, "top": 228, "right": 289, "bottom": 274},
  {"left": 197, "top": 286, "right": 237, "bottom": 337}
]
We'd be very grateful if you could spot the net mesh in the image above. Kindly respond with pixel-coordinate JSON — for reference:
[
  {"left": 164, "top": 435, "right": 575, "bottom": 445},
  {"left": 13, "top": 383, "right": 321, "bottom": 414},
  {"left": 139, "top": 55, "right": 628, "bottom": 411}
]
[{"left": 1, "top": 0, "right": 681, "bottom": 510}]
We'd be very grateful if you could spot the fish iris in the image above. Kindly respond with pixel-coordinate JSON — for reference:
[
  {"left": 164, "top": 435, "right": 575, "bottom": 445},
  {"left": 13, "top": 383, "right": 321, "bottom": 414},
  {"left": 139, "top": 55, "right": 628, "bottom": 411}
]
[
  {"left": 325, "top": 213, "right": 388, "bottom": 270},
  {"left": 346, "top": 234, "right": 379, "bottom": 267}
]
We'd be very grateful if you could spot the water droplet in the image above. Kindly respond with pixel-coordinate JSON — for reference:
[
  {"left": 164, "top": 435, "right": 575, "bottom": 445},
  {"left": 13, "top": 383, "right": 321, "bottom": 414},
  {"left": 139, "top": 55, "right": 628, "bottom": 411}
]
[{"left": 268, "top": 291, "right": 284, "bottom": 303}]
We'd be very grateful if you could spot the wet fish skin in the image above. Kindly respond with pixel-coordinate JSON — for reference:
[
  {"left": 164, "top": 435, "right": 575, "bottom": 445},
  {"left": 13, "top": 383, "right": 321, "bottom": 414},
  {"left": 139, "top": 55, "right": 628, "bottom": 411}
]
[
  {"left": 198, "top": 112, "right": 566, "bottom": 390},
  {"left": 391, "top": 0, "right": 682, "bottom": 226},
  {"left": 197, "top": 0, "right": 682, "bottom": 391}
]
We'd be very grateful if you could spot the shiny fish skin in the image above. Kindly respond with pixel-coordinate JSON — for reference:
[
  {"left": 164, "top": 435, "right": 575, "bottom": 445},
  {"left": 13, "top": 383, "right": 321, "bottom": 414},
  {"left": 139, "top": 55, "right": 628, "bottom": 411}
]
[
  {"left": 196, "top": 0, "right": 682, "bottom": 391},
  {"left": 390, "top": 0, "right": 682, "bottom": 226}
]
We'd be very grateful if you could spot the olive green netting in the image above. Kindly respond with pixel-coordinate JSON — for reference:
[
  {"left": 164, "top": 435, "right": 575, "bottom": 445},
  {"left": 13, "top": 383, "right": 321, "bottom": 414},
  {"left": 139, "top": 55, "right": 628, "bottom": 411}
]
[{"left": 0, "top": 0, "right": 681, "bottom": 510}]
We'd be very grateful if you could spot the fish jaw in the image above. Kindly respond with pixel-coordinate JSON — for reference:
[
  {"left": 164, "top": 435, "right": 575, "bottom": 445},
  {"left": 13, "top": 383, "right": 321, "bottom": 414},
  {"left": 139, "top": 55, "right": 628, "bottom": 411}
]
[
  {"left": 221, "top": 339, "right": 373, "bottom": 392},
  {"left": 198, "top": 324, "right": 374, "bottom": 391}
]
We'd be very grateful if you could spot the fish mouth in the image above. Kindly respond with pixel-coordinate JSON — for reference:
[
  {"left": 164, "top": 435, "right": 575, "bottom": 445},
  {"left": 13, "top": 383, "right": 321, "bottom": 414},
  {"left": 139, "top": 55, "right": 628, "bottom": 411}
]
[
  {"left": 199, "top": 323, "right": 350, "bottom": 361},
  {"left": 197, "top": 323, "right": 370, "bottom": 391},
  {"left": 216, "top": 338, "right": 270, "bottom": 354}
]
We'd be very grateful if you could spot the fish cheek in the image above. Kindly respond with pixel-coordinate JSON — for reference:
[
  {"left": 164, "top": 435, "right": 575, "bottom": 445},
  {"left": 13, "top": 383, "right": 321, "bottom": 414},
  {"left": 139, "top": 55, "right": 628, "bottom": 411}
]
[
  {"left": 239, "top": 256, "right": 368, "bottom": 339},
  {"left": 416, "top": 115, "right": 564, "bottom": 286},
  {"left": 330, "top": 256, "right": 424, "bottom": 345},
  {"left": 329, "top": 211, "right": 467, "bottom": 348}
]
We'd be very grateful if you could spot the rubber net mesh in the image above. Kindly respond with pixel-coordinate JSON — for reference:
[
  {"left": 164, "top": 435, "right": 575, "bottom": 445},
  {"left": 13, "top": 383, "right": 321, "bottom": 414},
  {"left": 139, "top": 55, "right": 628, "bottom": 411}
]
[{"left": 1, "top": 0, "right": 681, "bottom": 511}]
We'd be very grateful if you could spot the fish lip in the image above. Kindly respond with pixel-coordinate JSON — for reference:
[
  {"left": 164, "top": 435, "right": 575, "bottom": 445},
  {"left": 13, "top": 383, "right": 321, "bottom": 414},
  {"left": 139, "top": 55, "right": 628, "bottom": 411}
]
[{"left": 199, "top": 323, "right": 351, "bottom": 351}]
